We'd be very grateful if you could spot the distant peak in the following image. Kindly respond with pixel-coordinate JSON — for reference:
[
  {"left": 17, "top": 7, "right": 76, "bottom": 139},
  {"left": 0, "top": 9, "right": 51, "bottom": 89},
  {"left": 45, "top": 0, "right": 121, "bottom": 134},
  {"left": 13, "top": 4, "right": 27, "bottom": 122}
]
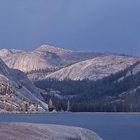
[
  {"left": 35, "top": 44, "right": 73, "bottom": 55},
  {"left": 0, "top": 49, "right": 13, "bottom": 57},
  {"left": 0, "top": 48, "right": 12, "bottom": 52},
  {"left": 0, "top": 48, "right": 24, "bottom": 57}
]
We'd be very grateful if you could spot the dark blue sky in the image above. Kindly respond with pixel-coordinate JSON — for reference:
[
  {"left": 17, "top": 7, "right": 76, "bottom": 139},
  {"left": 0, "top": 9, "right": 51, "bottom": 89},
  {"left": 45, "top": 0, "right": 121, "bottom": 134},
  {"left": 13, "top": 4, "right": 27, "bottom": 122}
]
[{"left": 0, "top": 0, "right": 140, "bottom": 55}]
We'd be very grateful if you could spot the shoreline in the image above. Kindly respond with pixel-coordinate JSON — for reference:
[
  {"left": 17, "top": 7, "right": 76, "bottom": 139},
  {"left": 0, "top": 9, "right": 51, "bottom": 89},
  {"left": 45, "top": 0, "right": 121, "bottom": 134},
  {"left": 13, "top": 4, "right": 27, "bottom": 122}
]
[
  {"left": 0, "top": 122, "right": 103, "bottom": 140},
  {"left": 0, "top": 111, "right": 140, "bottom": 115}
]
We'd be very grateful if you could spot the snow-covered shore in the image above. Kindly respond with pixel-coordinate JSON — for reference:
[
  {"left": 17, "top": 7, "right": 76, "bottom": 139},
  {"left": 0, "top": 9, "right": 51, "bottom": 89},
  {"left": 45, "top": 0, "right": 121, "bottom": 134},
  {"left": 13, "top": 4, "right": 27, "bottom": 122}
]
[{"left": 0, "top": 123, "right": 103, "bottom": 140}]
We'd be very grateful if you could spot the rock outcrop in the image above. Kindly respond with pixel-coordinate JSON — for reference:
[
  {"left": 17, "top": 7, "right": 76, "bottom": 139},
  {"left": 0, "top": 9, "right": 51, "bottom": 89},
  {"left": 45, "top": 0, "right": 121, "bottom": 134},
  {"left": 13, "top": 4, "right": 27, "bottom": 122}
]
[
  {"left": 0, "top": 45, "right": 104, "bottom": 72},
  {"left": 0, "top": 123, "right": 103, "bottom": 140},
  {"left": 0, "top": 45, "right": 139, "bottom": 81},
  {"left": 46, "top": 55, "right": 139, "bottom": 80},
  {"left": 1, "top": 49, "right": 63, "bottom": 72},
  {"left": 0, "top": 58, "right": 48, "bottom": 112}
]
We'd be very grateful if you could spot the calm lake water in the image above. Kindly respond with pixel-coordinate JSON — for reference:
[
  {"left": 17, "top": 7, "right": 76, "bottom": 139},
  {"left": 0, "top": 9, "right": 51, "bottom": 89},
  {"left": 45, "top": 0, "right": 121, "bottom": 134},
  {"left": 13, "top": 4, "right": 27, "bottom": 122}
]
[{"left": 0, "top": 113, "right": 139, "bottom": 140}]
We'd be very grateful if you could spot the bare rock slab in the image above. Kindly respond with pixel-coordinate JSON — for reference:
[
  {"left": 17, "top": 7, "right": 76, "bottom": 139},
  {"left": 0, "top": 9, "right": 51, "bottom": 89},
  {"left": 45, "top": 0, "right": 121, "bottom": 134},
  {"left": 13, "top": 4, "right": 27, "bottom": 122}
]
[{"left": 0, "top": 123, "right": 103, "bottom": 140}]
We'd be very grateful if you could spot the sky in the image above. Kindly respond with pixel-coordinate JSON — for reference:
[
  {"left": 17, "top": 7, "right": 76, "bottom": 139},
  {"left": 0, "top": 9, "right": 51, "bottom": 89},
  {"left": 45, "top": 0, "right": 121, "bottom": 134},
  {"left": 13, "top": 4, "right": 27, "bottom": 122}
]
[{"left": 0, "top": 0, "right": 140, "bottom": 55}]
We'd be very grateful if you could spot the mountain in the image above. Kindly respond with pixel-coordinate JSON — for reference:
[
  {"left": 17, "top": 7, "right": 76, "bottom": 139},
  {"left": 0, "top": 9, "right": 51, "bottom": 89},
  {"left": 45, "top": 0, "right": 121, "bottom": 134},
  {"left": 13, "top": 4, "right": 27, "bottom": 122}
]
[
  {"left": 126, "top": 61, "right": 140, "bottom": 76},
  {"left": 1, "top": 45, "right": 139, "bottom": 112},
  {"left": 0, "top": 45, "right": 105, "bottom": 73},
  {"left": 0, "top": 47, "right": 63, "bottom": 72},
  {"left": 35, "top": 62, "right": 140, "bottom": 112},
  {"left": 0, "top": 45, "right": 139, "bottom": 82},
  {"left": 0, "top": 48, "right": 23, "bottom": 57},
  {"left": 46, "top": 55, "right": 139, "bottom": 80},
  {"left": 35, "top": 44, "right": 104, "bottom": 62},
  {"left": 0, "top": 58, "right": 48, "bottom": 112},
  {"left": 35, "top": 44, "right": 73, "bottom": 57}
]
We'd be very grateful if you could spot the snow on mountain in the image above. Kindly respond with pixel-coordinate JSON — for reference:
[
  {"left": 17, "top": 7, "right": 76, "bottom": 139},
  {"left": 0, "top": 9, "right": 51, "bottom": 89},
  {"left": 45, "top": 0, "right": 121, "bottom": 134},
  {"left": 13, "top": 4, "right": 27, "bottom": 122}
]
[
  {"left": 0, "top": 58, "right": 48, "bottom": 112},
  {"left": 46, "top": 55, "right": 139, "bottom": 80}
]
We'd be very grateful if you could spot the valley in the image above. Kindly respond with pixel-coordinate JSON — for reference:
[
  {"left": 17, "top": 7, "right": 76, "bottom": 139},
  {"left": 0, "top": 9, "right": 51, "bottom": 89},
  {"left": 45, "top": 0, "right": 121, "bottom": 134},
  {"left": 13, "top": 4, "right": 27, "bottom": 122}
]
[{"left": 0, "top": 45, "right": 140, "bottom": 113}]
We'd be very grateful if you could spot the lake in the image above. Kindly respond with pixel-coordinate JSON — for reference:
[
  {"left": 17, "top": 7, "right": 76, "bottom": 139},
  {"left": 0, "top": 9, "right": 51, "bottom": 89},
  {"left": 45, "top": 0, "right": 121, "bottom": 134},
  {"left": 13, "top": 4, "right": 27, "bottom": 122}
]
[{"left": 0, "top": 112, "right": 139, "bottom": 140}]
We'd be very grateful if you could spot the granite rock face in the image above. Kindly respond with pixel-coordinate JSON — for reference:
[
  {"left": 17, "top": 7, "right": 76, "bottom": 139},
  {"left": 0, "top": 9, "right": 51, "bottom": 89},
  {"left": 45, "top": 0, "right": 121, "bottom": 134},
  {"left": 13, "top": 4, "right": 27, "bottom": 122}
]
[
  {"left": 0, "top": 47, "right": 64, "bottom": 72},
  {"left": 0, "top": 45, "right": 139, "bottom": 81},
  {"left": 0, "top": 58, "right": 48, "bottom": 112},
  {"left": 126, "top": 61, "right": 140, "bottom": 76},
  {"left": 46, "top": 55, "right": 139, "bottom": 80},
  {"left": 0, "top": 49, "right": 23, "bottom": 57},
  {"left": 0, "top": 123, "right": 103, "bottom": 140},
  {"left": 0, "top": 45, "right": 104, "bottom": 73}
]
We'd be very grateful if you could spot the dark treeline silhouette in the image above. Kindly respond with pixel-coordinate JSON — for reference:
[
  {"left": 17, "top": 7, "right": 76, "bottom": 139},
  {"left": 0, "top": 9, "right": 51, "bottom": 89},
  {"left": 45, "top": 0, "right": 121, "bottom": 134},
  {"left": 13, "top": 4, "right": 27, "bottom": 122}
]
[
  {"left": 35, "top": 63, "right": 140, "bottom": 112},
  {"left": 26, "top": 67, "right": 58, "bottom": 74}
]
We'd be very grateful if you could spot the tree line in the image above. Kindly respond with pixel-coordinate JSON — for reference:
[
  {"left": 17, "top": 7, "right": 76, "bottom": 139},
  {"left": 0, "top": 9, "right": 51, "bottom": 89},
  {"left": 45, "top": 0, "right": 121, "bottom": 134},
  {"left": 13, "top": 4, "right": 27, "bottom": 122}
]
[{"left": 35, "top": 63, "right": 140, "bottom": 112}]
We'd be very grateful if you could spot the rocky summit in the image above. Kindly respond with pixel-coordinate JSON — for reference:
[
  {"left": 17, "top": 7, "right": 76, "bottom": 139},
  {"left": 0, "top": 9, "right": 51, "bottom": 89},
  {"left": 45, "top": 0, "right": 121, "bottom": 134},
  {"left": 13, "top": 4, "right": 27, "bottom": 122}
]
[{"left": 0, "top": 45, "right": 103, "bottom": 73}]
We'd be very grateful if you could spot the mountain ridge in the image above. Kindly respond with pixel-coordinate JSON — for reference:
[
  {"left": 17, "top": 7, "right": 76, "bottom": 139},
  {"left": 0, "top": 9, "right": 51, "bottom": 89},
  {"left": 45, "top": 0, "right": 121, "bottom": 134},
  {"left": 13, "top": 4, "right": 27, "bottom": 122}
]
[
  {"left": 0, "top": 44, "right": 107, "bottom": 72},
  {"left": 0, "top": 44, "right": 139, "bottom": 81},
  {"left": 0, "top": 58, "right": 48, "bottom": 112},
  {"left": 45, "top": 55, "right": 139, "bottom": 80}
]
